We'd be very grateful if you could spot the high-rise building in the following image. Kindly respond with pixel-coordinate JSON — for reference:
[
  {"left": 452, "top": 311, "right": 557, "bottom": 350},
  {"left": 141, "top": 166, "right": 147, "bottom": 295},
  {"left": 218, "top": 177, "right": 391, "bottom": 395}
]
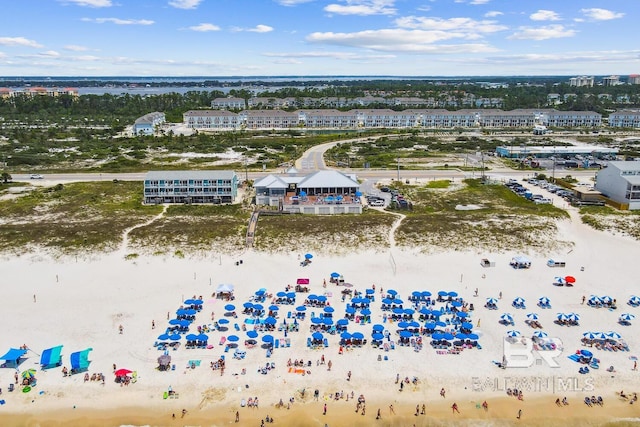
[
  {"left": 629, "top": 74, "right": 640, "bottom": 84},
  {"left": 568, "top": 76, "right": 594, "bottom": 87},
  {"left": 602, "top": 76, "right": 621, "bottom": 86}
]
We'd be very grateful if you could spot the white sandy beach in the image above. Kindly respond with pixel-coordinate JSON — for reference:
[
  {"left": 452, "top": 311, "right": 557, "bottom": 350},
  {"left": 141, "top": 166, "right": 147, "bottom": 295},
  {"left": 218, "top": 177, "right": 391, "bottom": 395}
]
[{"left": 1, "top": 200, "right": 640, "bottom": 426}]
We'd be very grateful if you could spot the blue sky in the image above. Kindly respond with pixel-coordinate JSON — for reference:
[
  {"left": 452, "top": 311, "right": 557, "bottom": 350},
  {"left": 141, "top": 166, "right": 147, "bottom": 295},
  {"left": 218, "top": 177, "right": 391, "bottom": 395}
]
[{"left": 0, "top": 0, "right": 637, "bottom": 76}]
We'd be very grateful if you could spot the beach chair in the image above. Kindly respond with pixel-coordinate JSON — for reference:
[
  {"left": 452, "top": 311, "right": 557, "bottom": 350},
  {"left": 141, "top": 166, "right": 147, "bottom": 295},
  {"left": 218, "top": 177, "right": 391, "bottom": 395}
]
[
  {"left": 275, "top": 339, "right": 280, "bottom": 349},
  {"left": 307, "top": 338, "right": 312, "bottom": 348},
  {"left": 323, "top": 338, "right": 329, "bottom": 348},
  {"left": 234, "top": 323, "right": 240, "bottom": 331}
]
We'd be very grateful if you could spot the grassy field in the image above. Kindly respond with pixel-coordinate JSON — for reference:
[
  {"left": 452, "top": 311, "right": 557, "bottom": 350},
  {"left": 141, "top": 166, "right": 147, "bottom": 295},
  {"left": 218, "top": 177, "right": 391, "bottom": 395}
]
[
  {"left": 580, "top": 206, "right": 640, "bottom": 240},
  {"left": 392, "top": 179, "right": 572, "bottom": 253}
]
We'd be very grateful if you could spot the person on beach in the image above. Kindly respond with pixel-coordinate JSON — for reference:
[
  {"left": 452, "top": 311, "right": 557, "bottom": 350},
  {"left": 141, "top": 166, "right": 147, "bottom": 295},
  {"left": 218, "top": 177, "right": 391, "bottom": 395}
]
[
  {"left": 395, "top": 373, "right": 400, "bottom": 384},
  {"left": 482, "top": 401, "right": 488, "bottom": 411},
  {"left": 389, "top": 404, "right": 395, "bottom": 414},
  {"left": 181, "top": 409, "right": 187, "bottom": 418},
  {"left": 347, "top": 371, "right": 351, "bottom": 381},
  {"left": 633, "top": 361, "right": 637, "bottom": 371},
  {"left": 151, "top": 320, "right": 155, "bottom": 329},
  {"left": 582, "top": 295, "right": 586, "bottom": 304},
  {"left": 235, "top": 411, "right": 239, "bottom": 422},
  {"left": 327, "top": 360, "right": 332, "bottom": 371},
  {"left": 421, "top": 404, "right": 426, "bottom": 414},
  {"left": 451, "top": 403, "right": 459, "bottom": 414},
  {"left": 415, "top": 404, "right": 420, "bottom": 416},
  {"left": 119, "top": 324, "right": 123, "bottom": 334},
  {"left": 517, "top": 409, "right": 522, "bottom": 419},
  {"left": 376, "top": 408, "right": 381, "bottom": 419},
  {"left": 440, "top": 388, "right": 446, "bottom": 398},
  {"left": 323, "top": 403, "right": 327, "bottom": 415}
]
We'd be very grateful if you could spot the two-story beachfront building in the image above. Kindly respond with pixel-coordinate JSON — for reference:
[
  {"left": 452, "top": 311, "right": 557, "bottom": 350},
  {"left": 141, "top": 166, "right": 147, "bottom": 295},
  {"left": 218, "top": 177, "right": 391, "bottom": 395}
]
[
  {"left": 133, "top": 112, "right": 165, "bottom": 135},
  {"left": 595, "top": 161, "right": 640, "bottom": 210},
  {"left": 609, "top": 111, "right": 640, "bottom": 128},
  {"left": 211, "top": 97, "right": 246, "bottom": 110},
  {"left": 143, "top": 170, "right": 238, "bottom": 205},
  {"left": 184, "top": 110, "right": 239, "bottom": 129}
]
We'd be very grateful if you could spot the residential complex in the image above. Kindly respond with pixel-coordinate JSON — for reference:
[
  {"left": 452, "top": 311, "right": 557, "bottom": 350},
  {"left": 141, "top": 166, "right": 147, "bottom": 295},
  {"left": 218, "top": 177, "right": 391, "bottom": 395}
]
[
  {"left": 183, "top": 108, "right": 601, "bottom": 131},
  {"left": 143, "top": 170, "right": 238, "bottom": 205},
  {"left": 595, "top": 161, "right": 640, "bottom": 210},
  {"left": 569, "top": 76, "right": 595, "bottom": 87},
  {"left": 211, "top": 97, "right": 246, "bottom": 110},
  {"left": 0, "top": 87, "right": 79, "bottom": 98},
  {"left": 609, "top": 110, "right": 640, "bottom": 128},
  {"left": 133, "top": 112, "right": 165, "bottom": 135}
]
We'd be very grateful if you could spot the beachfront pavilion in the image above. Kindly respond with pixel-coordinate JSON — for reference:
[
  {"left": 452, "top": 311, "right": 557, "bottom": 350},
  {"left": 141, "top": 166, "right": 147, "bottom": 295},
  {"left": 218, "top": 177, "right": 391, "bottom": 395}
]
[
  {"left": 495, "top": 145, "right": 618, "bottom": 159},
  {"left": 254, "top": 169, "right": 362, "bottom": 214}
]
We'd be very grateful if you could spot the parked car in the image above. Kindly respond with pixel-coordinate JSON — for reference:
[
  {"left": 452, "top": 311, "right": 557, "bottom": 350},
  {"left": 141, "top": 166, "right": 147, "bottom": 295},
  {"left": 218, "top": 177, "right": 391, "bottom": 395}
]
[{"left": 29, "top": 174, "right": 44, "bottom": 179}]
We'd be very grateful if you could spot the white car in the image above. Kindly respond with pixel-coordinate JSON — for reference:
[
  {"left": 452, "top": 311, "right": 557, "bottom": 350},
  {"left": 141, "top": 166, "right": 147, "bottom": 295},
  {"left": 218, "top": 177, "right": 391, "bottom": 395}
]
[{"left": 29, "top": 174, "right": 44, "bottom": 179}]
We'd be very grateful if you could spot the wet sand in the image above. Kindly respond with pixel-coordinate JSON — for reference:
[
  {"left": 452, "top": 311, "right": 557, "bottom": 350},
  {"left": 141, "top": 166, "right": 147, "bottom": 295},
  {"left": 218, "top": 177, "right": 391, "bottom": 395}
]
[{"left": 3, "top": 395, "right": 640, "bottom": 427}]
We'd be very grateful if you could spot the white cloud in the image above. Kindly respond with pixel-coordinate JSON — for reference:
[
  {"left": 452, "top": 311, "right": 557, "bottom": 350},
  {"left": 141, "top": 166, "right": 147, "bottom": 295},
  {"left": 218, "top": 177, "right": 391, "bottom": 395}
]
[
  {"left": 484, "top": 50, "right": 640, "bottom": 65},
  {"left": 188, "top": 23, "right": 221, "bottom": 32},
  {"left": 248, "top": 25, "right": 274, "bottom": 33},
  {"left": 60, "top": 0, "right": 113, "bottom": 7},
  {"left": 264, "top": 51, "right": 395, "bottom": 60},
  {"left": 275, "top": 0, "right": 315, "bottom": 5},
  {"left": 470, "top": 0, "right": 490, "bottom": 4},
  {"left": 484, "top": 11, "right": 502, "bottom": 18},
  {"left": 39, "top": 50, "right": 61, "bottom": 57},
  {"left": 394, "top": 16, "right": 507, "bottom": 34},
  {"left": 81, "top": 17, "right": 155, "bottom": 25},
  {"left": 580, "top": 8, "right": 624, "bottom": 21},
  {"left": 168, "top": 0, "right": 203, "bottom": 9},
  {"left": 64, "top": 44, "right": 89, "bottom": 51},
  {"left": 324, "top": 0, "right": 397, "bottom": 16},
  {"left": 0, "top": 37, "right": 43, "bottom": 48},
  {"left": 306, "top": 29, "right": 498, "bottom": 53},
  {"left": 509, "top": 25, "right": 576, "bottom": 41},
  {"left": 530, "top": 10, "right": 561, "bottom": 21}
]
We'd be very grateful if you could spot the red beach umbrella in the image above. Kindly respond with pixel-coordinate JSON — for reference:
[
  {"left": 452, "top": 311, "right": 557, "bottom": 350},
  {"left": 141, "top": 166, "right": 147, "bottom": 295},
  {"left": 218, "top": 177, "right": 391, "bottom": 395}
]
[
  {"left": 565, "top": 276, "right": 576, "bottom": 284},
  {"left": 114, "top": 368, "right": 132, "bottom": 377}
]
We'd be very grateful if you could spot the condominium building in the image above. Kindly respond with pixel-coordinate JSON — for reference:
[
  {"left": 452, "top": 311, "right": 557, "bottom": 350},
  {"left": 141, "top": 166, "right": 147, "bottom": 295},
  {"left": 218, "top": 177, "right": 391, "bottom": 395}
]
[
  {"left": 569, "top": 76, "right": 594, "bottom": 87},
  {"left": 629, "top": 75, "right": 640, "bottom": 85},
  {"left": 184, "top": 110, "right": 239, "bottom": 129},
  {"left": 609, "top": 110, "right": 640, "bottom": 128},
  {"left": 602, "top": 76, "right": 621, "bottom": 86},
  {"left": 211, "top": 97, "right": 246, "bottom": 110},
  {"left": 595, "top": 161, "right": 640, "bottom": 210},
  {"left": 133, "top": 112, "right": 165, "bottom": 135},
  {"left": 143, "top": 170, "right": 238, "bottom": 204}
]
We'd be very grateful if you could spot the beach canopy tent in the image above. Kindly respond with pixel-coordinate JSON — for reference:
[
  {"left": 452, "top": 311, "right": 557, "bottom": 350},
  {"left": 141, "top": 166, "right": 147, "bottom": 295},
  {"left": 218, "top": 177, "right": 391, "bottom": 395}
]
[
  {"left": 40, "top": 345, "right": 63, "bottom": 369},
  {"left": 0, "top": 348, "right": 28, "bottom": 367},
  {"left": 297, "top": 278, "right": 310, "bottom": 285},
  {"left": 70, "top": 348, "right": 93, "bottom": 373},
  {"left": 217, "top": 283, "right": 234, "bottom": 293},
  {"left": 510, "top": 256, "right": 532, "bottom": 269},
  {"left": 157, "top": 354, "right": 171, "bottom": 371}
]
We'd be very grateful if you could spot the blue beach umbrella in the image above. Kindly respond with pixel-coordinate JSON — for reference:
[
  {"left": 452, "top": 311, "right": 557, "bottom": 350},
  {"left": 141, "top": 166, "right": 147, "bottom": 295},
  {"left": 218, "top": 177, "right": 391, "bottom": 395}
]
[
  {"left": 486, "top": 298, "right": 498, "bottom": 305},
  {"left": 311, "top": 318, "right": 324, "bottom": 324},
  {"left": 606, "top": 331, "right": 622, "bottom": 340},
  {"left": 438, "top": 291, "right": 448, "bottom": 297},
  {"left": 255, "top": 289, "right": 266, "bottom": 296},
  {"left": 355, "top": 191, "right": 363, "bottom": 197},
  {"left": 507, "top": 330, "right": 521, "bottom": 337},
  {"left": 372, "top": 324, "right": 384, "bottom": 332},
  {"left": 276, "top": 291, "right": 286, "bottom": 297},
  {"left": 399, "top": 330, "right": 412, "bottom": 338},
  {"left": 317, "top": 296, "right": 327, "bottom": 302},
  {"left": 456, "top": 312, "right": 468, "bottom": 318},
  {"left": 253, "top": 304, "right": 264, "bottom": 311},
  {"left": 184, "top": 299, "right": 197, "bottom": 305},
  {"left": 404, "top": 308, "right": 415, "bottom": 315},
  {"left": 287, "top": 292, "right": 296, "bottom": 299},
  {"left": 387, "top": 289, "right": 398, "bottom": 296},
  {"left": 312, "top": 332, "right": 324, "bottom": 340},
  {"left": 620, "top": 313, "right": 635, "bottom": 322},
  {"left": 448, "top": 291, "right": 458, "bottom": 297},
  {"left": 419, "top": 308, "right": 431, "bottom": 315},
  {"left": 462, "top": 322, "right": 473, "bottom": 330},
  {"left": 262, "top": 335, "right": 274, "bottom": 343},
  {"left": 227, "top": 335, "right": 239, "bottom": 342},
  {"left": 217, "top": 318, "right": 229, "bottom": 325},
  {"left": 467, "top": 333, "right": 479, "bottom": 341},
  {"left": 393, "top": 308, "right": 404, "bottom": 315},
  {"left": 372, "top": 333, "right": 384, "bottom": 341},
  {"left": 243, "top": 302, "right": 254, "bottom": 308},
  {"left": 345, "top": 306, "right": 356, "bottom": 314},
  {"left": 169, "top": 319, "right": 182, "bottom": 325},
  {"left": 340, "top": 332, "right": 352, "bottom": 340},
  {"left": 264, "top": 317, "right": 277, "bottom": 325},
  {"left": 533, "top": 331, "right": 548, "bottom": 338},
  {"left": 366, "top": 289, "right": 375, "bottom": 295},
  {"left": 407, "top": 321, "right": 420, "bottom": 328},
  {"left": 421, "top": 291, "right": 432, "bottom": 297},
  {"left": 435, "top": 321, "right": 447, "bottom": 328},
  {"left": 398, "top": 321, "right": 409, "bottom": 329},
  {"left": 323, "top": 318, "right": 333, "bottom": 325},
  {"left": 337, "top": 318, "right": 349, "bottom": 326},
  {"left": 324, "top": 306, "right": 335, "bottom": 313},
  {"left": 305, "top": 253, "right": 313, "bottom": 259},
  {"left": 451, "top": 301, "right": 462, "bottom": 307},
  {"left": 184, "top": 309, "right": 196, "bottom": 316},
  {"left": 186, "top": 334, "right": 199, "bottom": 340},
  {"left": 500, "top": 313, "right": 514, "bottom": 323},
  {"left": 513, "top": 297, "right": 525, "bottom": 305},
  {"left": 442, "top": 333, "right": 455, "bottom": 341},
  {"left": 269, "top": 305, "right": 279, "bottom": 311},
  {"left": 331, "top": 272, "right": 340, "bottom": 278},
  {"left": 629, "top": 296, "right": 640, "bottom": 305},
  {"left": 526, "top": 313, "right": 539, "bottom": 320},
  {"left": 296, "top": 306, "right": 306, "bottom": 312},
  {"left": 361, "top": 308, "right": 371, "bottom": 316},
  {"left": 197, "top": 333, "right": 209, "bottom": 341},
  {"left": 178, "top": 320, "right": 191, "bottom": 327},
  {"left": 424, "top": 322, "right": 436, "bottom": 330},
  {"left": 246, "top": 330, "right": 258, "bottom": 339},
  {"left": 192, "top": 299, "right": 203, "bottom": 305},
  {"left": 456, "top": 334, "right": 468, "bottom": 340},
  {"left": 224, "top": 304, "right": 235, "bottom": 311},
  {"left": 412, "top": 291, "right": 422, "bottom": 298},
  {"left": 169, "top": 334, "right": 181, "bottom": 341},
  {"left": 539, "top": 297, "right": 551, "bottom": 305},
  {"left": 157, "top": 333, "right": 170, "bottom": 341}
]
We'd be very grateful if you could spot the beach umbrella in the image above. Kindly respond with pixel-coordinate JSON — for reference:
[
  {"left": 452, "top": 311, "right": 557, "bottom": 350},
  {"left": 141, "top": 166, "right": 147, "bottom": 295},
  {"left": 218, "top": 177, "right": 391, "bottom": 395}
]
[
  {"left": 372, "top": 324, "right": 384, "bottom": 332},
  {"left": 184, "top": 309, "right": 196, "bottom": 316},
  {"left": 262, "top": 335, "right": 274, "bottom": 343},
  {"left": 114, "top": 369, "right": 132, "bottom": 377},
  {"left": 264, "top": 317, "right": 277, "bottom": 325},
  {"left": 355, "top": 191, "right": 363, "bottom": 197},
  {"left": 246, "top": 330, "right": 258, "bottom": 339},
  {"left": 227, "top": 335, "right": 239, "bottom": 342},
  {"left": 419, "top": 308, "right": 431, "bottom": 315},
  {"left": 324, "top": 306, "right": 335, "bottom": 313},
  {"left": 513, "top": 297, "right": 525, "bottom": 305},
  {"left": 629, "top": 296, "right": 640, "bottom": 305},
  {"left": 184, "top": 298, "right": 197, "bottom": 305},
  {"left": 567, "top": 313, "right": 580, "bottom": 322},
  {"left": 462, "top": 322, "right": 474, "bottom": 330},
  {"left": 620, "top": 313, "right": 635, "bottom": 322},
  {"left": 269, "top": 305, "right": 279, "bottom": 311},
  {"left": 456, "top": 333, "right": 468, "bottom": 340},
  {"left": 381, "top": 298, "right": 393, "bottom": 304},
  {"left": 253, "top": 304, "right": 264, "bottom": 311},
  {"left": 456, "top": 312, "right": 469, "bottom": 318},
  {"left": 435, "top": 321, "right": 447, "bottom": 328},
  {"left": 157, "top": 333, "right": 170, "bottom": 341},
  {"left": 448, "top": 291, "right": 458, "bottom": 298},
  {"left": 431, "top": 309, "right": 443, "bottom": 317},
  {"left": 217, "top": 283, "right": 234, "bottom": 292},
  {"left": 192, "top": 299, "right": 203, "bottom": 305},
  {"left": 243, "top": 302, "right": 254, "bottom": 308},
  {"left": 451, "top": 301, "right": 462, "bottom": 307},
  {"left": 345, "top": 306, "right": 356, "bottom": 314},
  {"left": 387, "top": 289, "right": 398, "bottom": 296},
  {"left": 304, "top": 253, "right": 313, "bottom": 260},
  {"left": 317, "top": 296, "right": 327, "bottom": 302},
  {"left": 276, "top": 291, "right": 287, "bottom": 298},
  {"left": 169, "top": 334, "right": 181, "bottom": 341},
  {"left": 372, "top": 333, "right": 384, "bottom": 341},
  {"left": 506, "top": 330, "right": 521, "bottom": 337},
  {"left": 296, "top": 306, "right": 306, "bottom": 312},
  {"left": 467, "top": 333, "right": 479, "bottom": 341},
  {"left": 580, "top": 349, "right": 593, "bottom": 358},
  {"left": 442, "top": 333, "right": 455, "bottom": 341},
  {"left": 300, "top": 191, "right": 307, "bottom": 197},
  {"left": 168, "top": 319, "right": 182, "bottom": 325},
  {"left": 583, "top": 331, "right": 605, "bottom": 340},
  {"left": 218, "top": 318, "right": 229, "bottom": 324},
  {"left": 407, "top": 321, "right": 420, "bottom": 328},
  {"left": 255, "top": 289, "right": 266, "bottom": 296},
  {"left": 412, "top": 291, "right": 422, "bottom": 298},
  {"left": 312, "top": 332, "right": 324, "bottom": 341},
  {"left": 424, "top": 322, "right": 436, "bottom": 330},
  {"left": 311, "top": 318, "right": 324, "bottom": 324},
  {"left": 399, "top": 330, "right": 412, "bottom": 338},
  {"left": 539, "top": 297, "right": 550, "bottom": 304},
  {"left": 352, "top": 332, "right": 365, "bottom": 340},
  {"left": 361, "top": 308, "right": 371, "bottom": 316},
  {"left": 556, "top": 313, "right": 568, "bottom": 321},
  {"left": 337, "top": 318, "right": 349, "bottom": 326},
  {"left": 393, "top": 308, "right": 404, "bottom": 315},
  {"left": 565, "top": 276, "right": 576, "bottom": 284},
  {"left": 533, "top": 331, "right": 548, "bottom": 338},
  {"left": 486, "top": 298, "right": 498, "bottom": 305},
  {"left": 224, "top": 304, "right": 235, "bottom": 311},
  {"left": 330, "top": 272, "right": 340, "bottom": 278},
  {"left": 179, "top": 319, "right": 191, "bottom": 327},
  {"left": 186, "top": 333, "right": 199, "bottom": 340},
  {"left": 432, "top": 333, "right": 444, "bottom": 340},
  {"left": 323, "top": 318, "right": 334, "bottom": 326},
  {"left": 21, "top": 369, "right": 36, "bottom": 379},
  {"left": 606, "top": 331, "right": 623, "bottom": 340},
  {"left": 421, "top": 291, "right": 432, "bottom": 297},
  {"left": 601, "top": 296, "right": 613, "bottom": 304},
  {"left": 526, "top": 313, "right": 539, "bottom": 320},
  {"left": 197, "top": 333, "right": 209, "bottom": 342},
  {"left": 500, "top": 313, "right": 514, "bottom": 323},
  {"left": 588, "top": 295, "right": 601, "bottom": 304},
  {"left": 340, "top": 332, "right": 352, "bottom": 340},
  {"left": 398, "top": 321, "right": 409, "bottom": 329},
  {"left": 438, "top": 291, "right": 448, "bottom": 297},
  {"left": 392, "top": 298, "right": 404, "bottom": 305},
  {"left": 287, "top": 292, "right": 296, "bottom": 299},
  {"left": 176, "top": 309, "right": 188, "bottom": 316}
]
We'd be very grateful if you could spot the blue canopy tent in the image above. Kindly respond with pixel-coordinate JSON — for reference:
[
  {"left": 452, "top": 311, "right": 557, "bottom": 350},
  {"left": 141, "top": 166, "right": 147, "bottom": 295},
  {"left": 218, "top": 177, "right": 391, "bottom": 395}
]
[
  {"left": 0, "top": 348, "right": 28, "bottom": 368},
  {"left": 70, "top": 348, "right": 93, "bottom": 374},
  {"left": 40, "top": 345, "right": 63, "bottom": 369}
]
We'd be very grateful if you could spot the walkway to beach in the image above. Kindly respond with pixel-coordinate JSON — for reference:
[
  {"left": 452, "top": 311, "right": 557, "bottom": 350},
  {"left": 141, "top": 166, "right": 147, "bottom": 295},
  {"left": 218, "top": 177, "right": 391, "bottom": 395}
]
[{"left": 120, "top": 204, "right": 168, "bottom": 253}]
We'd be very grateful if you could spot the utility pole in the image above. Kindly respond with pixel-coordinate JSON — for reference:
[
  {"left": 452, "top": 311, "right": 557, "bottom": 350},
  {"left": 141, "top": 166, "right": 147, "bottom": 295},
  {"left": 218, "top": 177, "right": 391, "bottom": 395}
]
[
  {"left": 244, "top": 158, "right": 248, "bottom": 183},
  {"left": 552, "top": 146, "right": 556, "bottom": 182},
  {"left": 396, "top": 157, "right": 400, "bottom": 181}
]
